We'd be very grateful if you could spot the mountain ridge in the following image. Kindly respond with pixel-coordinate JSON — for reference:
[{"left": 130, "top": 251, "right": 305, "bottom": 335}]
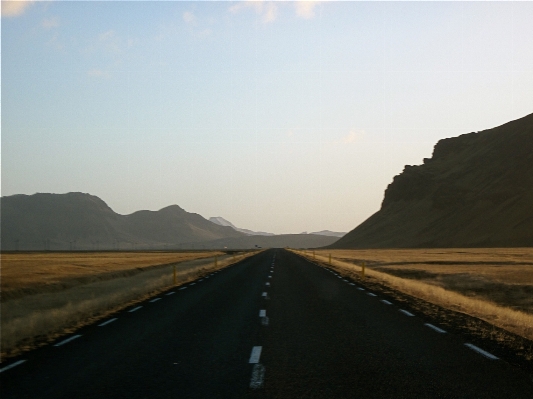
[{"left": 331, "top": 113, "right": 533, "bottom": 248}]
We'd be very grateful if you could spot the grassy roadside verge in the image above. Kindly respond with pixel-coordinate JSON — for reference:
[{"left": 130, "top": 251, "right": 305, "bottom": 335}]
[{"left": 1, "top": 251, "right": 260, "bottom": 360}]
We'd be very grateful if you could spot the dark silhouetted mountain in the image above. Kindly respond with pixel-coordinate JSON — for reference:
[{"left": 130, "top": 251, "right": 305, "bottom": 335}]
[
  {"left": 0, "top": 192, "right": 244, "bottom": 250},
  {"left": 331, "top": 113, "right": 533, "bottom": 248}
]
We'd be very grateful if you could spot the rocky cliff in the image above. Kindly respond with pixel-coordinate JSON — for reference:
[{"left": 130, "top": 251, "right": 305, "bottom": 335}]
[{"left": 331, "top": 113, "right": 533, "bottom": 248}]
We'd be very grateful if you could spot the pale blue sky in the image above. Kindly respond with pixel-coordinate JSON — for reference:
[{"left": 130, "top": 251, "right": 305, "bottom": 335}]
[{"left": 2, "top": 1, "right": 533, "bottom": 234}]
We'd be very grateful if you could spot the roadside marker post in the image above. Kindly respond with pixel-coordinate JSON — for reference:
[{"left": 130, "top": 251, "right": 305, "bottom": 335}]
[{"left": 361, "top": 262, "right": 366, "bottom": 279}]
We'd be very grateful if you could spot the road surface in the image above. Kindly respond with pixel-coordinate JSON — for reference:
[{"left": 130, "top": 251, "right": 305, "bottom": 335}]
[{"left": 1, "top": 249, "right": 532, "bottom": 398}]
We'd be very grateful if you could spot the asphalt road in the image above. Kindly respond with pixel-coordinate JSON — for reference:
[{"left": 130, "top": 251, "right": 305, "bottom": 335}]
[{"left": 1, "top": 249, "right": 532, "bottom": 398}]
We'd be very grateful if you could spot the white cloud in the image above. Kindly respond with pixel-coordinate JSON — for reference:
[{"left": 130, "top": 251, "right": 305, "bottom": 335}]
[
  {"left": 229, "top": 1, "right": 278, "bottom": 24},
  {"left": 1, "top": 0, "right": 34, "bottom": 17},
  {"left": 229, "top": 1, "right": 321, "bottom": 23},
  {"left": 87, "top": 69, "right": 110, "bottom": 79},
  {"left": 334, "top": 130, "right": 366, "bottom": 145},
  {"left": 183, "top": 11, "right": 195, "bottom": 25},
  {"left": 42, "top": 16, "right": 59, "bottom": 29},
  {"left": 294, "top": 1, "right": 319, "bottom": 20}
]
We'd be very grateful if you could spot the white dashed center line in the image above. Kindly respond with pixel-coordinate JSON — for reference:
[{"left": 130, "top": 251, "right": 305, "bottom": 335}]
[
  {"left": 250, "top": 364, "right": 265, "bottom": 389},
  {"left": 399, "top": 309, "right": 415, "bottom": 317},
  {"left": 0, "top": 360, "right": 27, "bottom": 374},
  {"left": 179, "top": 287, "right": 187, "bottom": 290},
  {"left": 166, "top": 292, "right": 175, "bottom": 296},
  {"left": 259, "top": 309, "right": 266, "bottom": 317},
  {"left": 349, "top": 283, "right": 355, "bottom": 286},
  {"left": 249, "top": 346, "right": 262, "bottom": 363},
  {"left": 262, "top": 292, "right": 267, "bottom": 297},
  {"left": 357, "top": 287, "right": 365, "bottom": 291},
  {"left": 54, "top": 335, "right": 82, "bottom": 347},
  {"left": 424, "top": 323, "right": 446, "bottom": 333},
  {"left": 367, "top": 293, "right": 377, "bottom": 297},
  {"left": 189, "top": 283, "right": 196, "bottom": 286},
  {"left": 464, "top": 343, "right": 498, "bottom": 360},
  {"left": 129, "top": 306, "right": 143, "bottom": 313},
  {"left": 99, "top": 318, "right": 118, "bottom": 327},
  {"left": 381, "top": 300, "right": 392, "bottom": 305},
  {"left": 149, "top": 298, "right": 161, "bottom": 303},
  {"left": 265, "top": 282, "right": 270, "bottom": 286}
]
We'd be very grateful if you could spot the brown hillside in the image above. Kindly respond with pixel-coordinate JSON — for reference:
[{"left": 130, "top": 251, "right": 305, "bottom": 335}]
[{"left": 332, "top": 113, "right": 533, "bottom": 248}]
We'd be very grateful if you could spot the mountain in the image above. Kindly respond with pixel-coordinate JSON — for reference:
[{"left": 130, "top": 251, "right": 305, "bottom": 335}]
[
  {"left": 310, "top": 230, "right": 346, "bottom": 237},
  {"left": 331, "top": 113, "right": 533, "bottom": 248},
  {"left": 209, "top": 216, "right": 275, "bottom": 236},
  {"left": 0, "top": 192, "right": 244, "bottom": 250},
  {"left": 193, "top": 234, "right": 339, "bottom": 250}
]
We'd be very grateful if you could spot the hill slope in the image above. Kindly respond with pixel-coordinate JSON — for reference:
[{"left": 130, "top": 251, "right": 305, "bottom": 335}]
[
  {"left": 332, "top": 113, "right": 533, "bottom": 248},
  {"left": 0, "top": 193, "right": 244, "bottom": 250}
]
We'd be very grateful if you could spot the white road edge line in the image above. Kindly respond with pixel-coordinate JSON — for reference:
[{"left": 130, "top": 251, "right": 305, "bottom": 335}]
[
  {"left": 0, "top": 360, "right": 27, "bottom": 374},
  {"left": 259, "top": 309, "right": 266, "bottom": 317},
  {"left": 381, "top": 300, "right": 392, "bottom": 305},
  {"left": 399, "top": 309, "right": 415, "bottom": 317},
  {"left": 425, "top": 323, "right": 447, "bottom": 333},
  {"left": 250, "top": 363, "right": 265, "bottom": 389},
  {"left": 249, "top": 346, "right": 262, "bottom": 363},
  {"left": 465, "top": 343, "right": 499, "bottom": 360},
  {"left": 149, "top": 298, "right": 161, "bottom": 303},
  {"left": 129, "top": 306, "right": 143, "bottom": 313},
  {"left": 99, "top": 318, "right": 118, "bottom": 327},
  {"left": 54, "top": 335, "right": 82, "bottom": 347}
]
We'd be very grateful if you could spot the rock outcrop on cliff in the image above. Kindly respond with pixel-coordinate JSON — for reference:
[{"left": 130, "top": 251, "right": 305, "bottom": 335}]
[{"left": 331, "top": 113, "right": 533, "bottom": 248}]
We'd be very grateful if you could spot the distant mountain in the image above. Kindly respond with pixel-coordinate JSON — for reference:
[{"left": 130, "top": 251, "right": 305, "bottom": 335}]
[
  {"left": 0, "top": 193, "right": 339, "bottom": 250},
  {"left": 209, "top": 216, "right": 275, "bottom": 236},
  {"left": 310, "top": 230, "right": 346, "bottom": 237},
  {"left": 331, "top": 113, "right": 533, "bottom": 248},
  {"left": 0, "top": 193, "right": 244, "bottom": 250},
  {"left": 194, "top": 234, "right": 339, "bottom": 250}
]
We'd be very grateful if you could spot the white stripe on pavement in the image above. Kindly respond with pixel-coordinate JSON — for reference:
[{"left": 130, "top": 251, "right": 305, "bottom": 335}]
[
  {"left": 98, "top": 318, "right": 118, "bottom": 327},
  {"left": 464, "top": 343, "right": 498, "bottom": 360},
  {"left": 249, "top": 346, "right": 262, "bottom": 363},
  {"left": 425, "top": 323, "right": 446, "bottom": 333},
  {"left": 54, "top": 335, "right": 82, "bottom": 347},
  {"left": 249, "top": 364, "right": 265, "bottom": 389},
  {"left": 0, "top": 360, "right": 27, "bottom": 374},
  {"left": 129, "top": 306, "right": 143, "bottom": 313},
  {"left": 399, "top": 309, "right": 415, "bottom": 317}
]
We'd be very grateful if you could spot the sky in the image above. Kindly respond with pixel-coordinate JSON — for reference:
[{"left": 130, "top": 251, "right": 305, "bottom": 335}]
[{"left": 2, "top": 0, "right": 533, "bottom": 234}]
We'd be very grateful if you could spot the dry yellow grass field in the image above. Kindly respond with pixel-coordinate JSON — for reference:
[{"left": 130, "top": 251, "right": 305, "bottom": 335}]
[
  {"left": 295, "top": 248, "right": 533, "bottom": 340},
  {"left": 1, "top": 251, "right": 256, "bottom": 360},
  {"left": 1, "top": 251, "right": 224, "bottom": 301}
]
